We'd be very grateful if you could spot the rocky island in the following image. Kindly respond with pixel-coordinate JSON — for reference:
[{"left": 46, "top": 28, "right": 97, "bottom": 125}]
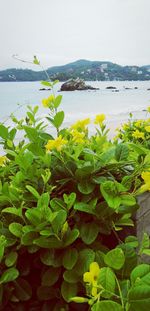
[{"left": 60, "top": 78, "right": 99, "bottom": 91}]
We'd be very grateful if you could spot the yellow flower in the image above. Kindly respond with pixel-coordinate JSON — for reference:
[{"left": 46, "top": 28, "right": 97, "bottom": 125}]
[
  {"left": 122, "top": 123, "right": 129, "bottom": 130},
  {"left": 45, "top": 135, "right": 67, "bottom": 152},
  {"left": 134, "top": 120, "right": 142, "bottom": 127},
  {"left": 83, "top": 262, "right": 100, "bottom": 297},
  {"left": 140, "top": 171, "right": 150, "bottom": 192},
  {"left": 71, "top": 118, "right": 90, "bottom": 131},
  {"left": 42, "top": 95, "right": 55, "bottom": 108},
  {"left": 71, "top": 130, "right": 85, "bottom": 143},
  {"left": 145, "top": 125, "right": 150, "bottom": 133},
  {"left": 0, "top": 156, "right": 7, "bottom": 166},
  {"left": 147, "top": 106, "right": 150, "bottom": 113},
  {"left": 94, "top": 114, "right": 106, "bottom": 125},
  {"left": 132, "top": 129, "right": 144, "bottom": 139}
]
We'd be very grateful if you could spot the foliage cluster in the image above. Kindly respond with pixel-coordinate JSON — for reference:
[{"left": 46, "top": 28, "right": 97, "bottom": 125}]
[
  {"left": 115, "top": 109, "right": 150, "bottom": 148},
  {"left": 0, "top": 62, "right": 150, "bottom": 310}
]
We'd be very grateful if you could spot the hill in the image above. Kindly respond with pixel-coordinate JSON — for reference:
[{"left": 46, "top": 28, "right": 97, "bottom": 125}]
[{"left": 0, "top": 59, "right": 150, "bottom": 81}]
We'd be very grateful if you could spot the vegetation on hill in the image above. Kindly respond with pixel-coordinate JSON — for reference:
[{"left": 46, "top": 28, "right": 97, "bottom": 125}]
[{"left": 0, "top": 59, "right": 150, "bottom": 81}]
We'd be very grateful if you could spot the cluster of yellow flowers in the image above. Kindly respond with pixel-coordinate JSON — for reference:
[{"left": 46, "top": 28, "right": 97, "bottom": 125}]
[
  {"left": 83, "top": 262, "right": 100, "bottom": 297},
  {"left": 115, "top": 107, "right": 150, "bottom": 143},
  {"left": 94, "top": 114, "right": 106, "bottom": 125},
  {"left": 71, "top": 118, "right": 90, "bottom": 131},
  {"left": 132, "top": 129, "right": 145, "bottom": 139},
  {"left": 42, "top": 95, "right": 55, "bottom": 108},
  {"left": 0, "top": 156, "right": 7, "bottom": 166},
  {"left": 70, "top": 130, "right": 85, "bottom": 144},
  {"left": 45, "top": 135, "right": 67, "bottom": 152},
  {"left": 140, "top": 172, "right": 150, "bottom": 192}
]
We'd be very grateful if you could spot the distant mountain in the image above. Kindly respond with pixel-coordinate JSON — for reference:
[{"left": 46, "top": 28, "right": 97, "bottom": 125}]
[{"left": 0, "top": 59, "right": 150, "bottom": 82}]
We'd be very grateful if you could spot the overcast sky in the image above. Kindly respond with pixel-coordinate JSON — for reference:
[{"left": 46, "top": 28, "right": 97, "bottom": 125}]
[{"left": 0, "top": 0, "right": 150, "bottom": 69}]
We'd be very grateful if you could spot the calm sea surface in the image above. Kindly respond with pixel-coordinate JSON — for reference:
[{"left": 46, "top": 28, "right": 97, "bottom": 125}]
[{"left": 0, "top": 81, "right": 150, "bottom": 128}]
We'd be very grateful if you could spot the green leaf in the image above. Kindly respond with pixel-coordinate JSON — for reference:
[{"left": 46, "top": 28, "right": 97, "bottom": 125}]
[
  {"left": 51, "top": 210, "right": 67, "bottom": 235},
  {"left": 0, "top": 267, "right": 19, "bottom": 284},
  {"left": 9, "top": 223, "right": 23, "bottom": 238},
  {"left": 131, "top": 264, "right": 150, "bottom": 286},
  {"left": 26, "top": 185, "right": 40, "bottom": 200},
  {"left": 41, "top": 81, "right": 52, "bottom": 87},
  {"left": 34, "top": 236, "right": 62, "bottom": 249},
  {"left": 80, "top": 223, "right": 99, "bottom": 245},
  {"left": 5, "top": 251, "right": 18, "bottom": 267},
  {"left": 42, "top": 267, "right": 60, "bottom": 286},
  {"left": 63, "top": 269, "right": 80, "bottom": 283},
  {"left": 63, "top": 229, "right": 79, "bottom": 247},
  {"left": 100, "top": 181, "right": 121, "bottom": 210},
  {"left": 120, "top": 194, "right": 136, "bottom": 206},
  {"left": 63, "top": 248, "right": 78, "bottom": 270},
  {"left": 13, "top": 278, "right": 32, "bottom": 301},
  {"left": 54, "top": 95, "right": 62, "bottom": 109},
  {"left": 97, "top": 267, "right": 116, "bottom": 298},
  {"left": 128, "top": 285, "right": 150, "bottom": 311},
  {"left": 78, "top": 180, "right": 95, "bottom": 194},
  {"left": 92, "top": 301, "right": 123, "bottom": 311},
  {"left": 61, "top": 281, "right": 77, "bottom": 302},
  {"left": 75, "top": 249, "right": 95, "bottom": 275},
  {"left": 21, "top": 231, "right": 39, "bottom": 245},
  {"left": 104, "top": 248, "right": 125, "bottom": 270},
  {"left": 33, "top": 55, "right": 40, "bottom": 65},
  {"left": 74, "top": 202, "right": 95, "bottom": 215},
  {"left": 125, "top": 236, "right": 139, "bottom": 248},
  {"left": 0, "top": 124, "right": 8, "bottom": 139},
  {"left": 25, "top": 208, "right": 42, "bottom": 226},
  {"left": 63, "top": 192, "right": 76, "bottom": 210},
  {"left": 115, "top": 143, "right": 129, "bottom": 161},
  {"left": 2, "top": 207, "right": 22, "bottom": 218},
  {"left": 24, "top": 126, "right": 39, "bottom": 142},
  {"left": 53, "top": 111, "right": 64, "bottom": 128}
]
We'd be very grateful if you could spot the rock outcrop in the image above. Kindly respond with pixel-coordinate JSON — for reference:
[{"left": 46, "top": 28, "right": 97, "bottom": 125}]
[{"left": 60, "top": 78, "right": 99, "bottom": 91}]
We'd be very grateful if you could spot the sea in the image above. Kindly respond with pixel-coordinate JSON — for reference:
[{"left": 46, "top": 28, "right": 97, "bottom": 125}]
[{"left": 0, "top": 80, "right": 150, "bottom": 137}]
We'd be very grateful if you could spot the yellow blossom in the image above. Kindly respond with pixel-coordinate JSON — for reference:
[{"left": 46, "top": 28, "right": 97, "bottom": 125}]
[
  {"left": 42, "top": 95, "right": 55, "bottom": 108},
  {"left": 0, "top": 156, "right": 7, "bottom": 166},
  {"left": 145, "top": 125, "right": 150, "bottom": 133},
  {"left": 71, "top": 130, "right": 85, "bottom": 143},
  {"left": 71, "top": 118, "right": 90, "bottom": 131},
  {"left": 132, "top": 129, "right": 144, "bottom": 139},
  {"left": 147, "top": 106, "right": 150, "bottom": 113},
  {"left": 140, "top": 171, "right": 150, "bottom": 192},
  {"left": 94, "top": 114, "right": 106, "bottom": 125},
  {"left": 122, "top": 123, "right": 129, "bottom": 130},
  {"left": 134, "top": 120, "right": 143, "bottom": 127},
  {"left": 45, "top": 135, "right": 67, "bottom": 152},
  {"left": 83, "top": 262, "right": 100, "bottom": 297}
]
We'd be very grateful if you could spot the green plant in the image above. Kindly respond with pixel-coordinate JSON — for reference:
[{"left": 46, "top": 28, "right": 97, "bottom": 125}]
[
  {"left": 115, "top": 109, "right": 150, "bottom": 148},
  {"left": 0, "top": 57, "right": 150, "bottom": 310}
]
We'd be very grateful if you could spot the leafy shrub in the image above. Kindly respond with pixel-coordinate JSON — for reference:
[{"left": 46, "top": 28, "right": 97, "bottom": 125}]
[
  {"left": 115, "top": 108, "right": 150, "bottom": 148},
  {"left": 0, "top": 66, "right": 150, "bottom": 310}
]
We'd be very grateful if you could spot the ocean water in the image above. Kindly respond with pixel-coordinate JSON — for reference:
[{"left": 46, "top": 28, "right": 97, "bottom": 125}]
[{"left": 0, "top": 81, "right": 150, "bottom": 131}]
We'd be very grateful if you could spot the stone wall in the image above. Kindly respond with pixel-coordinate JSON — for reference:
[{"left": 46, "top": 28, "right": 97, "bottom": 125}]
[{"left": 137, "top": 192, "right": 150, "bottom": 262}]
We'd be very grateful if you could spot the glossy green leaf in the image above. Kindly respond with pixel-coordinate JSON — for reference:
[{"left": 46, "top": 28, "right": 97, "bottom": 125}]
[
  {"left": 5, "top": 251, "right": 18, "bottom": 267},
  {"left": 115, "top": 143, "right": 129, "bottom": 161},
  {"left": 80, "top": 222, "right": 99, "bottom": 244},
  {"left": 61, "top": 281, "right": 77, "bottom": 302},
  {"left": 53, "top": 111, "right": 64, "bottom": 128},
  {"left": 104, "top": 248, "right": 125, "bottom": 270},
  {"left": 92, "top": 301, "right": 123, "bottom": 311},
  {"left": 0, "top": 267, "right": 19, "bottom": 284},
  {"left": 63, "top": 248, "right": 78, "bottom": 269},
  {"left": 97, "top": 267, "right": 116, "bottom": 298},
  {"left": 9, "top": 223, "right": 23, "bottom": 238}
]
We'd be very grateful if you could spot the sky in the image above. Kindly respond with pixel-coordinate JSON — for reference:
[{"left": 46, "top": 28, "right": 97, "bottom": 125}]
[{"left": 0, "top": 0, "right": 150, "bottom": 70}]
